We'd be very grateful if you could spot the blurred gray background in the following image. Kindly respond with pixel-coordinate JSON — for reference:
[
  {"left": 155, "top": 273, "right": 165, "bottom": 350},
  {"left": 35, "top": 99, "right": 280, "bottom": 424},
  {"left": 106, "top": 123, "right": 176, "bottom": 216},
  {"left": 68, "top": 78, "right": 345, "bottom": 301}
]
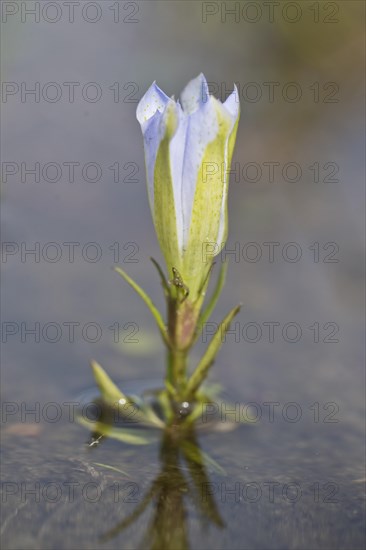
[{"left": 1, "top": 2, "right": 365, "bottom": 549}]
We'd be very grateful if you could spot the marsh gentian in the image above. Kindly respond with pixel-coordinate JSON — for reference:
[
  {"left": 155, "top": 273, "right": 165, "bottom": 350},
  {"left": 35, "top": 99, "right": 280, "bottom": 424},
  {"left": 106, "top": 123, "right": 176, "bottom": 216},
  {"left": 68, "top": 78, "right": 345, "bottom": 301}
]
[
  {"left": 88, "top": 75, "right": 241, "bottom": 417},
  {"left": 137, "top": 74, "right": 240, "bottom": 304}
]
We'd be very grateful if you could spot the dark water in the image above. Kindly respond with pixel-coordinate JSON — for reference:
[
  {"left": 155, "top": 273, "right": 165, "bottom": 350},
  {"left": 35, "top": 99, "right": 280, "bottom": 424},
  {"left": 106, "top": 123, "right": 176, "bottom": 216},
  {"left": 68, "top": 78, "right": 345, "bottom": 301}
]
[{"left": 1, "top": 2, "right": 365, "bottom": 549}]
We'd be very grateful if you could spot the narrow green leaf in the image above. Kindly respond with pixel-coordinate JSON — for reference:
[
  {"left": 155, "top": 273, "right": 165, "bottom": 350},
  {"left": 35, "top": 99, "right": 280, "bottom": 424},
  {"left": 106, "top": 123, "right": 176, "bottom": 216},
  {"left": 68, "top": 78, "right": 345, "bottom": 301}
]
[
  {"left": 150, "top": 257, "right": 170, "bottom": 295},
  {"left": 138, "top": 402, "right": 165, "bottom": 428},
  {"left": 99, "top": 426, "right": 155, "bottom": 445},
  {"left": 184, "top": 386, "right": 223, "bottom": 426},
  {"left": 185, "top": 304, "right": 241, "bottom": 400},
  {"left": 114, "top": 266, "right": 169, "bottom": 346},
  {"left": 184, "top": 401, "right": 206, "bottom": 426},
  {"left": 164, "top": 378, "right": 177, "bottom": 398},
  {"left": 90, "top": 360, "right": 127, "bottom": 404},
  {"left": 196, "top": 261, "right": 228, "bottom": 334},
  {"left": 78, "top": 416, "right": 154, "bottom": 445}
]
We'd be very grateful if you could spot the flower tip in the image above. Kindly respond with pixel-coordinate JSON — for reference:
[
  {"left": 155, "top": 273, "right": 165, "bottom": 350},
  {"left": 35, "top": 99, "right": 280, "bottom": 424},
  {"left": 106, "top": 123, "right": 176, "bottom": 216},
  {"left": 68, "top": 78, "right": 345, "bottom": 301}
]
[
  {"left": 161, "top": 99, "right": 179, "bottom": 139},
  {"left": 136, "top": 81, "right": 170, "bottom": 125},
  {"left": 181, "top": 73, "right": 210, "bottom": 113},
  {"left": 223, "top": 83, "right": 240, "bottom": 121}
]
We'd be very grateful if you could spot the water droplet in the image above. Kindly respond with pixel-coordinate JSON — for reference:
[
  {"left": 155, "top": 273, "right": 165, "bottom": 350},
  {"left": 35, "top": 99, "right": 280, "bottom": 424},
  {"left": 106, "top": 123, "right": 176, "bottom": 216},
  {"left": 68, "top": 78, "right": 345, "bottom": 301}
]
[{"left": 178, "top": 401, "right": 192, "bottom": 417}]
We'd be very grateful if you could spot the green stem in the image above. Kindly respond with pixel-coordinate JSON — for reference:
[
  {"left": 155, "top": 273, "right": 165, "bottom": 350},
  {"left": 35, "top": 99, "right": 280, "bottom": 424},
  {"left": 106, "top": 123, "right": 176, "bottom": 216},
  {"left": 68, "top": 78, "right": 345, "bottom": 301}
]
[
  {"left": 165, "top": 346, "right": 188, "bottom": 408},
  {"left": 173, "top": 348, "right": 187, "bottom": 395},
  {"left": 165, "top": 349, "right": 174, "bottom": 389}
]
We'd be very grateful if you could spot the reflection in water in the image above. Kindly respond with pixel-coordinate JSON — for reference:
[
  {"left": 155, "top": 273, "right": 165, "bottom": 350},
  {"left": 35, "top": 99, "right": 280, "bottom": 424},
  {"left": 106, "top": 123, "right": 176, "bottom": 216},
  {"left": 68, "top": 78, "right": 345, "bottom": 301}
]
[{"left": 96, "top": 428, "right": 224, "bottom": 550}]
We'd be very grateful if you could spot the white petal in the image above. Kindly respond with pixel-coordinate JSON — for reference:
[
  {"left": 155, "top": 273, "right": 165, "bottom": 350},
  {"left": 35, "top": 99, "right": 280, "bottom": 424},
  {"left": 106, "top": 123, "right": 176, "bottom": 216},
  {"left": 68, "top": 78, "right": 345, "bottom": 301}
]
[
  {"left": 223, "top": 84, "right": 240, "bottom": 126},
  {"left": 216, "top": 86, "right": 240, "bottom": 245},
  {"left": 180, "top": 96, "right": 220, "bottom": 248},
  {"left": 141, "top": 109, "right": 163, "bottom": 212},
  {"left": 180, "top": 73, "right": 209, "bottom": 115},
  {"left": 137, "top": 84, "right": 170, "bottom": 209},
  {"left": 136, "top": 81, "right": 170, "bottom": 127},
  {"left": 141, "top": 98, "right": 183, "bottom": 233}
]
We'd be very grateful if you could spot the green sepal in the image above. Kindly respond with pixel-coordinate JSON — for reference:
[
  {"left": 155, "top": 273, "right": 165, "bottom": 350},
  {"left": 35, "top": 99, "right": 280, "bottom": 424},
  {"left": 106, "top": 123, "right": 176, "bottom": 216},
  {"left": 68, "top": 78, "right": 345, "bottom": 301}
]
[
  {"left": 218, "top": 113, "right": 240, "bottom": 246},
  {"left": 182, "top": 102, "right": 233, "bottom": 299},
  {"left": 153, "top": 101, "right": 182, "bottom": 277},
  {"left": 196, "top": 261, "right": 228, "bottom": 336}
]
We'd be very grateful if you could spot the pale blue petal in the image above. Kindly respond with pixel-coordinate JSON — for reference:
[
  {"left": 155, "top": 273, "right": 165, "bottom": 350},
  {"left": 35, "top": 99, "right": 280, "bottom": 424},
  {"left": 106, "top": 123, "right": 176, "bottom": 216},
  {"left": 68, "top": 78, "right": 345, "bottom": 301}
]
[
  {"left": 136, "top": 81, "right": 170, "bottom": 127},
  {"left": 141, "top": 109, "right": 164, "bottom": 212},
  {"left": 180, "top": 97, "right": 220, "bottom": 248},
  {"left": 216, "top": 86, "right": 240, "bottom": 245},
  {"left": 223, "top": 84, "right": 240, "bottom": 126},
  {"left": 180, "top": 73, "right": 210, "bottom": 115},
  {"left": 139, "top": 90, "right": 176, "bottom": 212},
  {"left": 137, "top": 78, "right": 239, "bottom": 258},
  {"left": 143, "top": 98, "right": 182, "bottom": 231}
]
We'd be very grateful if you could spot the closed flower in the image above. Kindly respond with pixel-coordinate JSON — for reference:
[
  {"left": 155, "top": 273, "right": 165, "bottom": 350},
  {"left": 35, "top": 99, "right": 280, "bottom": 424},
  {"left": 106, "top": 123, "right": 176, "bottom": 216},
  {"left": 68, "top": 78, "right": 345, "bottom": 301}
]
[{"left": 137, "top": 73, "right": 240, "bottom": 303}]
